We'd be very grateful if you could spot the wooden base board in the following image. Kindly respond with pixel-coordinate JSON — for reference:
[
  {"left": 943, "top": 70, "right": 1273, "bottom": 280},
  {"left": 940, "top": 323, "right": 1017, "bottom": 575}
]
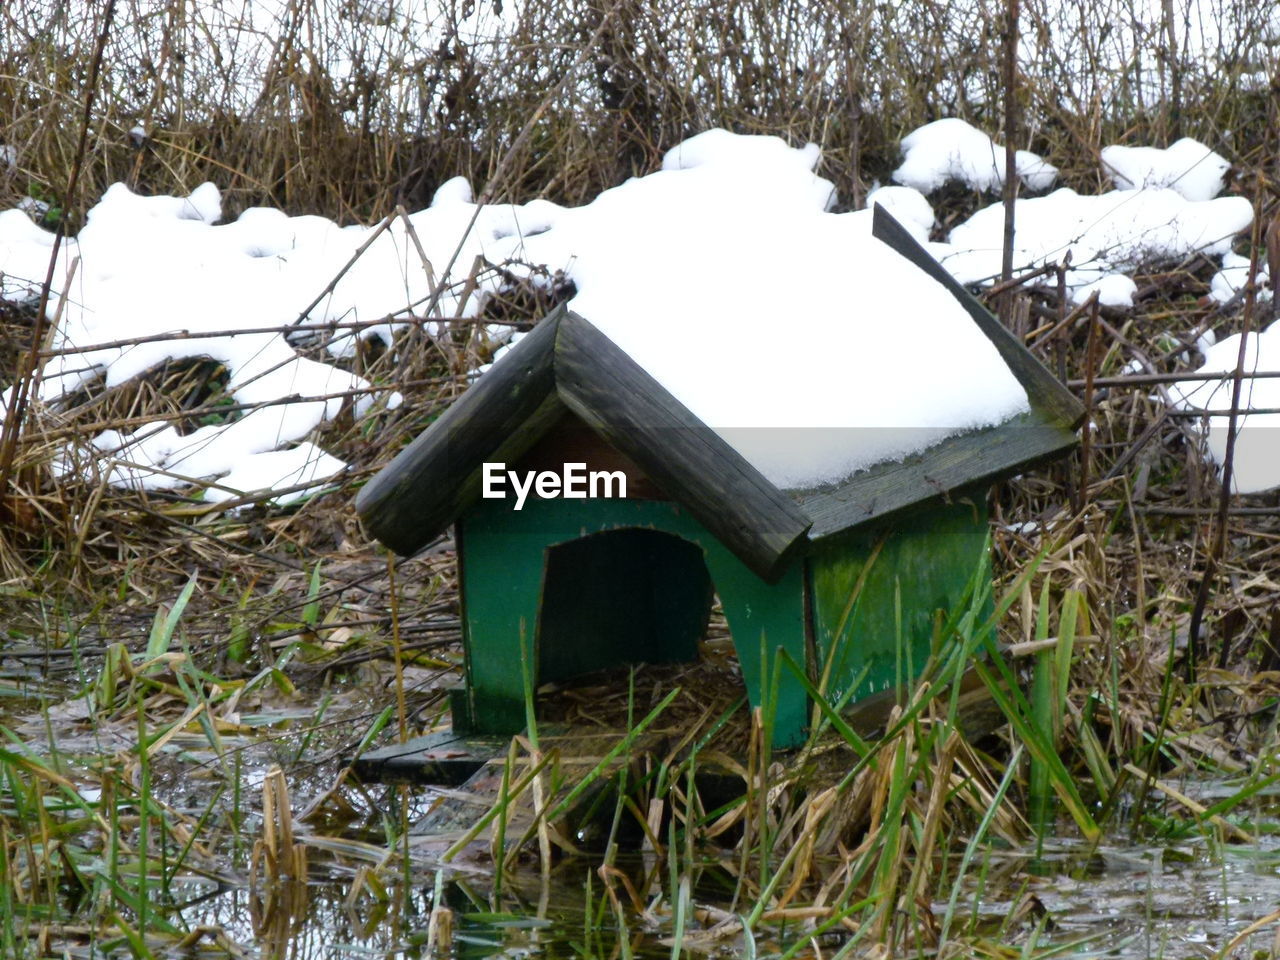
[{"left": 350, "top": 729, "right": 513, "bottom": 786}]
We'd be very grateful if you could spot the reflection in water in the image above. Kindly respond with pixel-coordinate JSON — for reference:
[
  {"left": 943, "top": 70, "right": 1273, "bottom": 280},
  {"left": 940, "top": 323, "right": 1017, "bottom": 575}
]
[
  {"left": 947, "top": 838, "right": 1280, "bottom": 960},
  {"left": 154, "top": 836, "right": 1280, "bottom": 959},
  {"left": 179, "top": 861, "right": 674, "bottom": 959},
  {"left": 8, "top": 671, "right": 1280, "bottom": 958}
]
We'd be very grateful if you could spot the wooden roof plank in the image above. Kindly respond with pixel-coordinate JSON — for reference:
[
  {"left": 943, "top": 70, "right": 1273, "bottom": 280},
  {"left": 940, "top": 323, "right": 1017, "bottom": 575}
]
[
  {"left": 355, "top": 311, "right": 565, "bottom": 556},
  {"left": 796, "top": 407, "right": 1077, "bottom": 540}
]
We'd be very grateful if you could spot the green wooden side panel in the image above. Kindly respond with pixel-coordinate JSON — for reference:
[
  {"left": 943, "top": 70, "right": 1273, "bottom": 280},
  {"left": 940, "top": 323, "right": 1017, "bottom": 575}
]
[
  {"left": 808, "top": 496, "right": 991, "bottom": 709},
  {"left": 455, "top": 510, "right": 546, "bottom": 735},
  {"left": 456, "top": 497, "right": 809, "bottom": 748}
]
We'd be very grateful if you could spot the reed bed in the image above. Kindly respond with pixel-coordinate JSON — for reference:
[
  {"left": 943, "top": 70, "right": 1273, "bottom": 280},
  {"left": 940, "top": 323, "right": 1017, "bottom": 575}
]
[{"left": 0, "top": 0, "right": 1278, "bottom": 955}]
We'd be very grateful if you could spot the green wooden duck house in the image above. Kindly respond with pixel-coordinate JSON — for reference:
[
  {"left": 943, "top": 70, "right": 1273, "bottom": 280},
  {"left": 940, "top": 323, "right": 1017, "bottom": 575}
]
[{"left": 356, "top": 210, "right": 1084, "bottom": 749}]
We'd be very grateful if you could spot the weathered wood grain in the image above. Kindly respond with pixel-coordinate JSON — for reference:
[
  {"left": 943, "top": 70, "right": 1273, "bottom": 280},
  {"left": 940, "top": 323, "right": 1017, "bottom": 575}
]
[
  {"left": 794, "top": 408, "right": 1076, "bottom": 540},
  {"left": 355, "top": 311, "right": 565, "bottom": 555}
]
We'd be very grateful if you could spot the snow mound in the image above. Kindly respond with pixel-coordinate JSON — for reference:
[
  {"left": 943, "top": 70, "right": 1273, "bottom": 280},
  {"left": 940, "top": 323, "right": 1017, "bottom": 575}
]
[
  {"left": 1074, "top": 275, "right": 1139, "bottom": 308},
  {"left": 935, "top": 187, "right": 1252, "bottom": 304},
  {"left": 0, "top": 208, "right": 63, "bottom": 301},
  {"left": 207, "top": 443, "right": 350, "bottom": 507},
  {"left": 661, "top": 128, "right": 836, "bottom": 211},
  {"left": 1209, "top": 252, "right": 1273, "bottom": 305},
  {"left": 1101, "top": 138, "right": 1229, "bottom": 202},
  {"left": 89, "top": 181, "right": 224, "bottom": 226},
  {"left": 0, "top": 168, "right": 571, "bottom": 502},
  {"left": 866, "top": 185, "right": 936, "bottom": 242},
  {"left": 1172, "top": 327, "right": 1280, "bottom": 493},
  {"left": 15, "top": 183, "right": 414, "bottom": 503},
  {"left": 892, "top": 118, "right": 1058, "bottom": 194}
]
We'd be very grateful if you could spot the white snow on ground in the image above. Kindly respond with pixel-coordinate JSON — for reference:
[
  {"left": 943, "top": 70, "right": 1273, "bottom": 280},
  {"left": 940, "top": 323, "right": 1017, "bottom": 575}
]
[
  {"left": 0, "top": 124, "right": 1267, "bottom": 497},
  {"left": 865, "top": 186, "right": 936, "bottom": 243},
  {"left": 209, "top": 443, "right": 350, "bottom": 505},
  {"left": 933, "top": 186, "right": 1252, "bottom": 305},
  {"left": 1209, "top": 252, "right": 1273, "bottom": 305},
  {"left": 661, "top": 129, "right": 836, "bottom": 211},
  {"left": 1101, "top": 138, "right": 1230, "bottom": 201},
  {"left": 0, "top": 209, "right": 62, "bottom": 300},
  {"left": 892, "top": 118, "right": 1058, "bottom": 194},
  {"left": 3, "top": 185, "right": 388, "bottom": 504},
  {"left": 2, "top": 174, "right": 564, "bottom": 505},
  {"left": 1172, "top": 329, "right": 1280, "bottom": 494}
]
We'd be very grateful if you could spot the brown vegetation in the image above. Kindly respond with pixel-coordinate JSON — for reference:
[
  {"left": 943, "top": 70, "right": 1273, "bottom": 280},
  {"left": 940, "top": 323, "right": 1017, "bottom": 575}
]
[{"left": 0, "top": 0, "right": 1278, "bottom": 954}]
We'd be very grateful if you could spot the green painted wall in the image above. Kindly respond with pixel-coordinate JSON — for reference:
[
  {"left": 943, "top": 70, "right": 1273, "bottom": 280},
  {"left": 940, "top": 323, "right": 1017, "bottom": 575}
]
[
  {"left": 456, "top": 497, "right": 810, "bottom": 747},
  {"left": 455, "top": 493, "right": 992, "bottom": 749},
  {"left": 807, "top": 494, "right": 991, "bottom": 711}
]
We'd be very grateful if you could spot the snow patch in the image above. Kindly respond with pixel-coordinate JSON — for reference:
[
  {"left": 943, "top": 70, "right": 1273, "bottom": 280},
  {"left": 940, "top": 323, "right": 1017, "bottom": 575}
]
[
  {"left": 1172, "top": 328, "right": 1280, "bottom": 493},
  {"left": 866, "top": 185, "right": 936, "bottom": 242},
  {"left": 936, "top": 187, "right": 1252, "bottom": 303},
  {"left": 207, "top": 443, "right": 350, "bottom": 507},
  {"left": 1101, "top": 138, "right": 1230, "bottom": 202},
  {"left": 892, "top": 118, "right": 1058, "bottom": 195},
  {"left": 10, "top": 182, "right": 409, "bottom": 501},
  {"left": 1209, "top": 251, "right": 1273, "bottom": 305},
  {"left": 0, "top": 208, "right": 66, "bottom": 301}
]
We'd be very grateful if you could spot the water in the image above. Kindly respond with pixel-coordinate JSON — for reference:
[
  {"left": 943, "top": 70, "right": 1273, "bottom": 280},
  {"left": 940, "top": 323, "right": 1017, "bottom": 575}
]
[
  {"left": 5, "top": 665, "right": 1280, "bottom": 959},
  {"left": 946, "top": 838, "right": 1280, "bottom": 959},
  {"left": 136, "top": 836, "right": 1280, "bottom": 958}
]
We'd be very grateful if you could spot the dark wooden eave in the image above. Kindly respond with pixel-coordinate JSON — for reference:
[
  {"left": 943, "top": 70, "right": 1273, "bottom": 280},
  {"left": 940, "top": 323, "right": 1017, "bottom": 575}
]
[
  {"left": 790, "top": 209, "right": 1085, "bottom": 541},
  {"left": 355, "top": 313, "right": 565, "bottom": 557},
  {"left": 355, "top": 305, "right": 813, "bottom": 582}
]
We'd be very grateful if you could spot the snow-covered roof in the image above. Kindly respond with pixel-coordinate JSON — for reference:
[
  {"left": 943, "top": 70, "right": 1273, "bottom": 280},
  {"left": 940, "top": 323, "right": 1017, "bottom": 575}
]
[
  {"left": 356, "top": 208, "right": 1083, "bottom": 575},
  {"left": 494, "top": 129, "right": 1034, "bottom": 490}
]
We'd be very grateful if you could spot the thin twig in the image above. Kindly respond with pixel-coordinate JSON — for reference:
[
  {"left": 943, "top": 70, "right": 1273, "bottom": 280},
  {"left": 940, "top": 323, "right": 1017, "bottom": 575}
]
[
  {"left": 0, "top": 0, "right": 117, "bottom": 495},
  {"left": 1076, "top": 295, "right": 1101, "bottom": 512},
  {"left": 998, "top": 0, "right": 1020, "bottom": 326},
  {"left": 1068, "top": 370, "right": 1280, "bottom": 388},
  {"left": 1185, "top": 189, "right": 1266, "bottom": 675}
]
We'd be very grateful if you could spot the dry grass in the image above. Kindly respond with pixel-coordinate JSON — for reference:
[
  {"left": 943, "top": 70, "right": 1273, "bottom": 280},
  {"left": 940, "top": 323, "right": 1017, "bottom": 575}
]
[
  {"left": 2, "top": 0, "right": 1276, "bottom": 220},
  {"left": 0, "top": 0, "right": 1279, "bottom": 953}
]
